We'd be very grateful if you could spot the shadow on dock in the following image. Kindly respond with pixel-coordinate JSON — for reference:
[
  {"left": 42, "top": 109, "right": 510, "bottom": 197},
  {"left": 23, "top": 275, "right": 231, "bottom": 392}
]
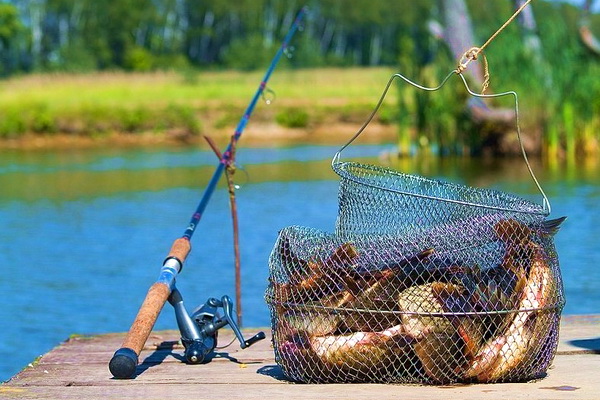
[
  {"left": 257, "top": 365, "right": 289, "bottom": 381},
  {"left": 568, "top": 337, "right": 600, "bottom": 354},
  {"left": 133, "top": 340, "right": 254, "bottom": 378},
  {"left": 135, "top": 341, "right": 183, "bottom": 377}
]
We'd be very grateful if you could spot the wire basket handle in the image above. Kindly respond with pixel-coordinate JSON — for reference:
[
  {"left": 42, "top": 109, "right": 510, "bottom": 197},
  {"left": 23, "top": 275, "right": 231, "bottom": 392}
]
[{"left": 331, "top": 70, "right": 551, "bottom": 215}]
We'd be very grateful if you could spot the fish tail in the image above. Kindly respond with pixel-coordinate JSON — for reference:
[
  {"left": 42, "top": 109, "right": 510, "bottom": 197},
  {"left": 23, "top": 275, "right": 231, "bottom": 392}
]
[{"left": 539, "top": 216, "right": 567, "bottom": 237}]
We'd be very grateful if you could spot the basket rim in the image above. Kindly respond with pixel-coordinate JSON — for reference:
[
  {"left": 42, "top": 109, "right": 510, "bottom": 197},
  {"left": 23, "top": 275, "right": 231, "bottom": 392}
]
[
  {"left": 265, "top": 296, "right": 565, "bottom": 316},
  {"left": 333, "top": 161, "right": 549, "bottom": 217}
]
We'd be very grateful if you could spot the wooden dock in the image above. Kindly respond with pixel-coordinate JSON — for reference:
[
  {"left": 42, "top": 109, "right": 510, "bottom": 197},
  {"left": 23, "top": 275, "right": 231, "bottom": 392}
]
[{"left": 2, "top": 315, "right": 598, "bottom": 400}]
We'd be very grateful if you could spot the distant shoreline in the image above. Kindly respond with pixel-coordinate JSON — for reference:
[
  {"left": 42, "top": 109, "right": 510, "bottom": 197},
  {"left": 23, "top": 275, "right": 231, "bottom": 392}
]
[
  {"left": 0, "top": 121, "right": 397, "bottom": 151},
  {"left": 0, "top": 68, "right": 399, "bottom": 151}
]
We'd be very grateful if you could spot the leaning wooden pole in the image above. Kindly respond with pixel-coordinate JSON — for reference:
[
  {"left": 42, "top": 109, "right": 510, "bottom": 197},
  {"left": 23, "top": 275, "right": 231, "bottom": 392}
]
[{"left": 108, "top": 7, "right": 307, "bottom": 379}]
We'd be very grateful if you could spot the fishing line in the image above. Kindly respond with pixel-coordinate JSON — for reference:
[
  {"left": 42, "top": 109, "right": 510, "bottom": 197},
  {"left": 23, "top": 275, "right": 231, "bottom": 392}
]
[
  {"left": 109, "top": 7, "right": 308, "bottom": 379},
  {"left": 182, "top": 8, "right": 306, "bottom": 240}
]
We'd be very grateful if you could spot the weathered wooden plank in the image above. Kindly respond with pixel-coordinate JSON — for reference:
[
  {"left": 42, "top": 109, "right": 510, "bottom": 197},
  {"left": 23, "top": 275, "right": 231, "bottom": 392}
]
[
  {"left": 2, "top": 354, "right": 599, "bottom": 400},
  {"left": 2, "top": 318, "right": 599, "bottom": 400},
  {"left": 37, "top": 329, "right": 273, "bottom": 363},
  {"left": 10, "top": 359, "right": 280, "bottom": 387}
]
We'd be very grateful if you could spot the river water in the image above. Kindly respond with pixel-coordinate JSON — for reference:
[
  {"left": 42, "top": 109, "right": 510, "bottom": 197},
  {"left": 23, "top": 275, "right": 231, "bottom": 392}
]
[{"left": 0, "top": 143, "right": 598, "bottom": 382}]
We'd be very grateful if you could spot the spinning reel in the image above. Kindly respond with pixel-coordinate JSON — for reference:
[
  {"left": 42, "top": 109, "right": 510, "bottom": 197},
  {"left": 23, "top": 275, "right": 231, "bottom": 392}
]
[{"left": 168, "top": 287, "right": 265, "bottom": 364}]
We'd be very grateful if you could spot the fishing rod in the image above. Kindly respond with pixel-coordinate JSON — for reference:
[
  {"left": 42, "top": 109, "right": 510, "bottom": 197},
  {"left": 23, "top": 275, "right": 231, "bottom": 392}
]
[{"left": 109, "top": 7, "right": 307, "bottom": 379}]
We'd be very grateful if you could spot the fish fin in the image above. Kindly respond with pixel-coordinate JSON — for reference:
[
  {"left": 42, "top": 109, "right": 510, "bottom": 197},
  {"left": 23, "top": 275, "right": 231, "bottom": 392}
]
[
  {"left": 540, "top": 216, "right": 567, "bottom": 236},
  {"left": 418, "top": 248, "right": 435, "bottom": 259},
  {"left": 370, "top": 248, "right": 435, "bottom": 277},
  {"left": 494, "top": 219, "right": 531, "bottom": 243},
  {"left": 400, "top": 248, "right": 435, "bottom": 267}
]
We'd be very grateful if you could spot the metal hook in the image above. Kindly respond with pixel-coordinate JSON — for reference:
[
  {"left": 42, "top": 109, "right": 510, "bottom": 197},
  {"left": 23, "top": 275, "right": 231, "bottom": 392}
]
[
  {"left": 235, "top": 165, "right": 250, "bottom": 189},
  {"left": 261, "top": 87, "right": 276, "bottom": 105},
  {"left": 283, "top": 45, "right": 296, "bottom": 59},
  {"left": 226, "top": 162, "right": 249, "bottom": 191}
]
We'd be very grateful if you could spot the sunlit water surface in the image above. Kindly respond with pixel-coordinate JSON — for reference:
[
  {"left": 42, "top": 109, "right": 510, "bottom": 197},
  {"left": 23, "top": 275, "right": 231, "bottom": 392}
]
[{"left": 0, "top": 144, "right": 597, "bottom": 381}]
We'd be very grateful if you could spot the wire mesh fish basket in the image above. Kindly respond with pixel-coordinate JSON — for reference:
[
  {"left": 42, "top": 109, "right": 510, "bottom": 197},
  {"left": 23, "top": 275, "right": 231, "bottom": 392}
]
[{"left": 265, "top": 71, "right": 565, "bottom": 384}]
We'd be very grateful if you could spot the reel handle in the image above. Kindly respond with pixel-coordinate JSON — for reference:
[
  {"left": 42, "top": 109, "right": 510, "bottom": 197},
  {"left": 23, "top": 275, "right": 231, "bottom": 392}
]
[
  {"left": 199, "top": 296, "right": 266, "bottom": 350},
  {"left": 244, "top": 331, "right": 267, "bottom": 348}
]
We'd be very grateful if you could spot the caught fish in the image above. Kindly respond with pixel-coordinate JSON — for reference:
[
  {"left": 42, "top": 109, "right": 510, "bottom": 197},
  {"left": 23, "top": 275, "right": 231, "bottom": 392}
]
[
  {"left": 308, "top": 324, "right": 425, "bottom": 380},
  {"left": 335, "top": 248, "right": 435, "bottom": 332},
  {"left": 431, "top": 283, "right": 485, "bottom": 362},
  {"left": 494, "top": 217, "right": 566, "bottom": 278},
  {"left": 275, "top": 324, "right": 425, "bottom": 382},
  {"left": 274, "top": 242, "right": 359, "bottom": 303},
  {"left": 462, "top": 217, "right": 564, "bottom": 382},
  {"left": 397, "top": 282, "right": 483, "bottom": 383},
  {"left": 278, "top": 309, "right": 342, "bottom": 338}
]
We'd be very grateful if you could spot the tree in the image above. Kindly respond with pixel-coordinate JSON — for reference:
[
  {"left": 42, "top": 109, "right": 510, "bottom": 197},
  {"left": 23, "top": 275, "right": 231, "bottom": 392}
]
[
  {"left": 438, "top": 0, "right": 514, "bottom": 124},
  {"left": 0, "top": 3, "right": 23, "bottom": 75},
  {"left": 580, "top": 0, "right": 600, "bottom": 54}
]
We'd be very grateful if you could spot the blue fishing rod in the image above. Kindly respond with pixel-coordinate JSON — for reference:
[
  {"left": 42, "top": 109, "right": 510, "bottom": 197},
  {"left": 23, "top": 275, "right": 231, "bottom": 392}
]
[{"left": 109, "top": 7, "right": 307, "bottom": 379}]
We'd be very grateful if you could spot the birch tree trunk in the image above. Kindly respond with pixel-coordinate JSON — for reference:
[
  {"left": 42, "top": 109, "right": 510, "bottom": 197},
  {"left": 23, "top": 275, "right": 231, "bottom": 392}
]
[
  {"left": 441, "top": 0, "right": 484, "bottom": 84},
  {"left": 515, "top": 0, "right": 553, "bottom": 89},
  {"left": 579, "top": 0, "right": 600, "bottom": 54},
  {"left": 29, "top": 0, "right": 45, "bottom": 68},
  {"left": 440, "top": 0, "right": 514, "bottom": 123}
]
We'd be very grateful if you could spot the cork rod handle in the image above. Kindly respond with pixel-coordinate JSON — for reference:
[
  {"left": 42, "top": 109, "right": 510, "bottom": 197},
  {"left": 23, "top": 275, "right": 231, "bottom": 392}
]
[{"left": 108, "top": 238, "right": 191, "bottom": 379}]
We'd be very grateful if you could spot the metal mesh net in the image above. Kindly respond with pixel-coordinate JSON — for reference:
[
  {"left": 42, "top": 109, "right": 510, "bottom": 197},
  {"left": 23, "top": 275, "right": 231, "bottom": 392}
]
[{"left": 265, "top": 161, "right": 564, "bottom": 384}]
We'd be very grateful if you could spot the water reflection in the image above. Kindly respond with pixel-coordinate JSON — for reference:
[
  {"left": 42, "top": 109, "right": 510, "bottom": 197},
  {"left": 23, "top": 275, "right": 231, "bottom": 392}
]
[{"left": 3, "top": 148, "right": 598, "bottom": 204}]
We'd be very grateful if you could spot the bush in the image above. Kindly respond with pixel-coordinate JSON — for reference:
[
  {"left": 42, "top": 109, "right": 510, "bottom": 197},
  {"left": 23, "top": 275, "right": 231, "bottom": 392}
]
[
  {"left": 222, "top": 34, "right": 277, "bottom": 71},
  {"left": 29, "top": 103, "right": 57, "bottom": 133},
  {"left": 55, "top": 42, "right": 98, "bottom": 72},
  {"left": 123, "top": 46, "right": 154, "bottom": 72},
  {"left": 276, "top": 108, "right": 309, "bottom": 128},
  {"left": 378, "top": 104, "right": 398, "bottom": 125},
  {"left": 0, "top": 107, "right": 26, "bottom": 137},
  {"left": 118, "top": 107, "right": 151, "bottom": 133},
  {"left": 161, "top": 103, "right": 201, "bottom": 135}
]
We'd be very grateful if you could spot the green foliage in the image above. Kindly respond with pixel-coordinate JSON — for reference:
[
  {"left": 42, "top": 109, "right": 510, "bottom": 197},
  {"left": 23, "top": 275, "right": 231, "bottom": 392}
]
[
  {"left": 29, "top": 103, "right": 57, "bottom": 133},
  {"left": 123, "top": 46, "right": 155, "bottom": 71},
  {"left": 154, "top": 54, "right": 191, "bottom": 71},
  {"left": 288, "top": 35, "right": 325, "bottom": 68},
  {"left": 0, "top": 3, "right": 21, "bottom": 47},
  {"left": 55, "top": 42, "right": 98, "bottom": 72},
  {"left": 0, "top": 0, "right": 596, "bottom": 155},
  {"left": 0, "top": 102, "right": 59, "bottom": 137},
  {"left": 388, "top": 0, "right": 600, "bottom": 156},
  {"left": 222, "top": 34, "right": 278, "bottom": 71},
  {"left": 276, "top": 108, "right": 310, "bottom": 128},
  {"left": 118, "top": 107, "right": 151, "bottom": 133},
  {"left": 0, "top": 2, "right": 23, "bottom": 75},
  {"left": 214, "top": 104, "right": 244, "bottom": 129},
  {"left": 0, "top": 107, "right": 25, "bottom": 137},
  {"left": 164, "top": 103, "right": 201, "bottom": 135},
  {"left": 0, "top": 0, "right": 462, "bottom": 72},
  {"left": 377, "top": 104, "right": 398, "bottom": 125},
  {"left": 0, "top": 91, "right": 202, "bottom": 137}
]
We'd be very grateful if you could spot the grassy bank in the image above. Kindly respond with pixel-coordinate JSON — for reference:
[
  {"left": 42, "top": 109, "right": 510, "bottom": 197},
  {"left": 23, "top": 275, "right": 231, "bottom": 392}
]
[
  {"left": 2, "top": 66, "right": 598, "bottom": 158},
  {"left": 0, "top": 68, "right": 399, "bottom": 148}
]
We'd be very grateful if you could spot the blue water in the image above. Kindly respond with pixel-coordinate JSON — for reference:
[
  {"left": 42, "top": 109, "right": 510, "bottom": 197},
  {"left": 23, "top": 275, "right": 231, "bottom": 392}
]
[{"left": 0, "top": 144, "right": 598, "bottom": 382}]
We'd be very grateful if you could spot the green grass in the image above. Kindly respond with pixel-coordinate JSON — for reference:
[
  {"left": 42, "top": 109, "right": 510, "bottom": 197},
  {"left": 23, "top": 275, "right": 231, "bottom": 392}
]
[
  {"left": 0, "top": 68, "right": 396, "bottom": 108},
  {"left": 2, "top": 65, "right": 597, "bottom": 158},
  {"left": 0, "top": 67, "right": 396, "bottom": 138}
]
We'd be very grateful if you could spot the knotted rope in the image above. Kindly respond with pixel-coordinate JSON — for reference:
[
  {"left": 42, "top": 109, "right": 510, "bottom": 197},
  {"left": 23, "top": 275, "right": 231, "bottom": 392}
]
[{"left": 456, "top": 0, "right": 534, "bottom": 93}]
